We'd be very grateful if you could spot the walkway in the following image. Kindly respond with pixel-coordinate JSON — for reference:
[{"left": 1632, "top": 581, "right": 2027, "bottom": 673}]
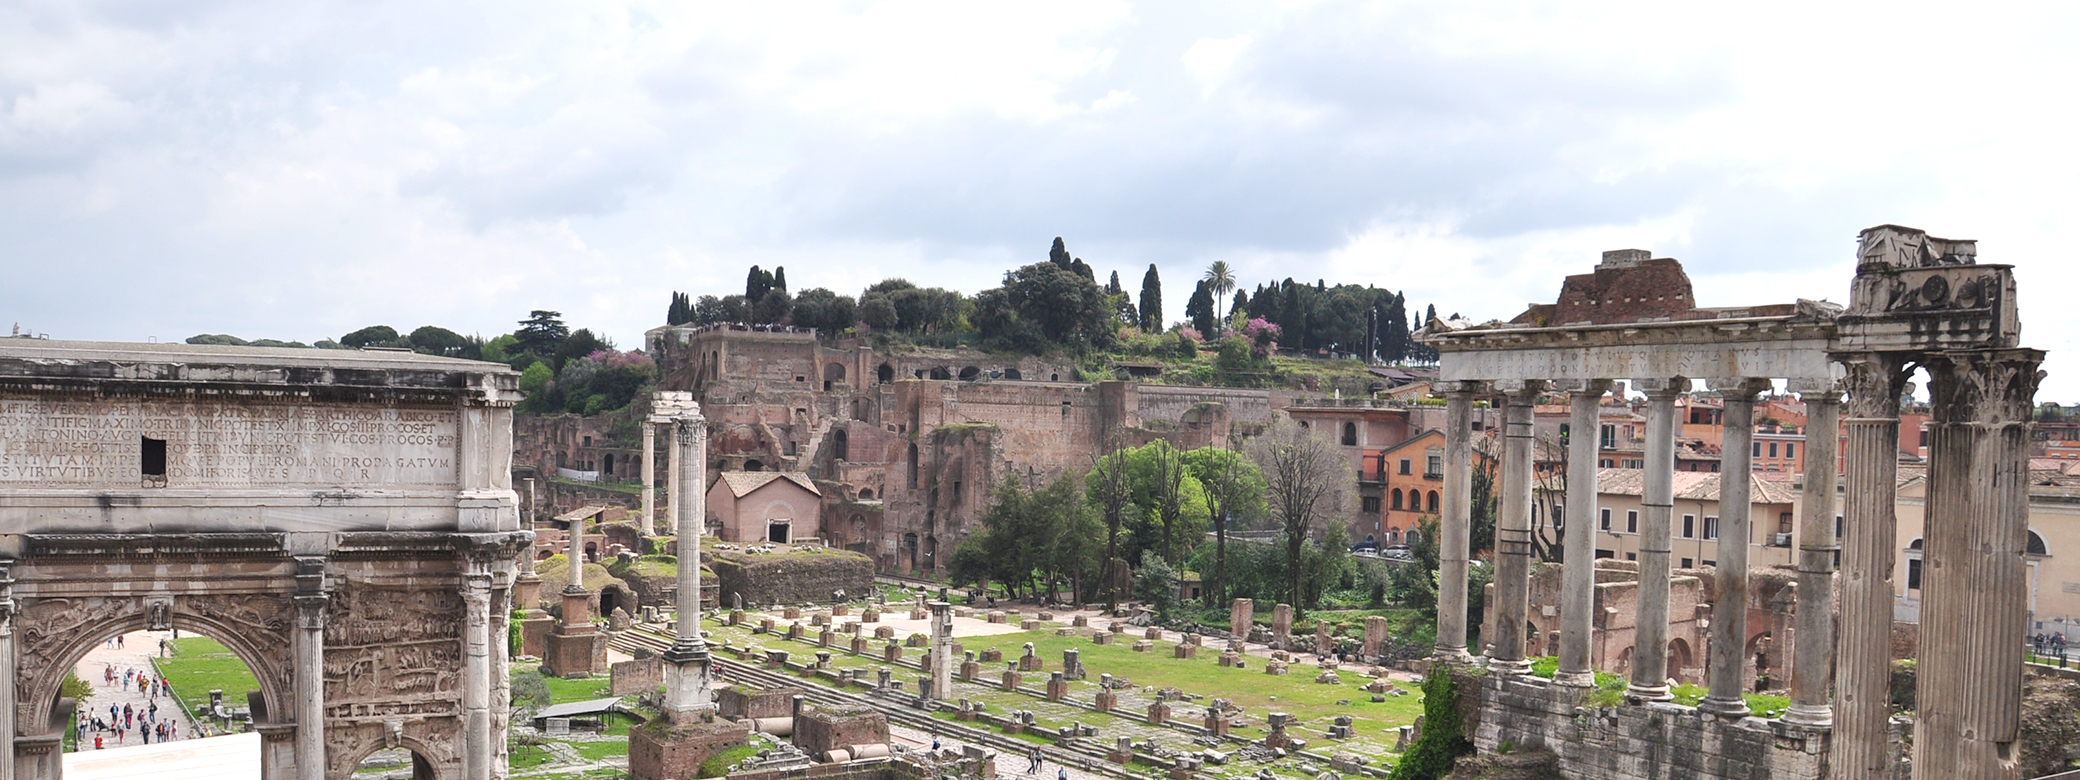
[{"left": 71, "top": 630, "right": 202, "bottom": 750}]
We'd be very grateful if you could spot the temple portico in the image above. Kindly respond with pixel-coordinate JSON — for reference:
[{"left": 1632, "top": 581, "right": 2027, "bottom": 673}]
[{"left": 1421, "top": 225, "right": 2040, "bottom": 780}]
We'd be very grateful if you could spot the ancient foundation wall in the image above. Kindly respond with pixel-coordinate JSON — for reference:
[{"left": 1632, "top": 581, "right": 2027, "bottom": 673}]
[
  {"left": 1465, "top": 672, "right": 1832, "bottom": 780},
  {"left": 1134, "top": 385, "right": 1283, "bottom": 426},
  {"left": 710, "top": 550, "right": 875, "bottom": 608}
]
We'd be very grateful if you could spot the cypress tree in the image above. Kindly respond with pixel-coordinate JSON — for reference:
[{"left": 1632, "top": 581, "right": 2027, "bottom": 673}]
[
  {"left": 1231, "top": 289, "right": 1249, "bottom": 324},
  {"left": 1050, "top": 237, "right": 1072, "bottom": 267},
  {"left": 1107, "top": 271, "right": 1124, "bottom": 296},
  {"left": 773, "top": 266, "right": 787, "bottom": 293},
  {"left": 1139, "top": 264, "right": 1163, "bottom": 332}
]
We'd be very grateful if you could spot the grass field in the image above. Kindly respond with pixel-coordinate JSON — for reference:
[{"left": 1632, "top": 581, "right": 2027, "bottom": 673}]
[{"left": 153, "top": 636, "right": 263, "bottom": 724}]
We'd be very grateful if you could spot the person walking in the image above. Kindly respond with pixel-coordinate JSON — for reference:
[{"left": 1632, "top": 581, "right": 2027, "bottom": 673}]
[{"left": 1028, "top": 748, "right": 1043, "bottom": 774}]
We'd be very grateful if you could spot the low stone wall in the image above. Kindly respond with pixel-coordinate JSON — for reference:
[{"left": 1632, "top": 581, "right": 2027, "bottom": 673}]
[
  {"left": 612, "top": 657, "right": 663, "bottom": 696},
  {"left": 711, "top": 549, "right": 875, "bottom": 608},
  {"left": 1463, "top": 671, "right": 1832, "bottom": 780}
]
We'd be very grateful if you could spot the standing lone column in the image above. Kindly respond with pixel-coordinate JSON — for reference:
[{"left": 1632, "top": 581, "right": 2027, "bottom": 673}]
[
  {"left": 1783, "top": 381, "right": 1841, "bottom": 727},
  {"left": 1628, "top": 379, "right": 1681, "bottom": 701},
  {"left": 1490, "top": 380, "right": 1544, "bottom": 674},
  {"left": 642, "top": 420, "right": 657, "bottom": 533},
  {"left": 1914, "top": 350, "right": 2042, "bottom": 780},
  {"left": 1699, "top": 377, "right": 1770, "bottom": 718},
  {"left": 1434, "top": 382, "right": 1480, "bottom": 663},
  {"left": 663, "top": 413, "right": 716, "bottom": 719},
  {"left": 1832, "top": 355, "right": 1904, "bottom": 779},
  {"left": 1557, "top": 379, "right": 1611, "bottom": 687},
  {"left": 929, "top": 601, "right": 953, "bottom": 701}
]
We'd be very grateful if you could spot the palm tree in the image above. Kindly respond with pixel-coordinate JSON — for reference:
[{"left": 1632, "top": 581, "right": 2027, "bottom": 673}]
[{"left": 1202, "top": 261, "right": 1237, "bottom": 334}]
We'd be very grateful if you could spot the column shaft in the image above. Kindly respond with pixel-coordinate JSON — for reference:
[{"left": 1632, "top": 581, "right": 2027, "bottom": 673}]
[
  {"left": 1434, "top": 385, "right": 1477, "bottom": 662},
  {"left": 1628, "top": 383, "right": 1680, "bottom": 700},
  {"left": 1700, "top": 379, "right": 1767, "bottom": 717},
  {"left": 291, "top": 556, "right": 326, "bottom": 780},
  {"left": 0, "top": 563, "right": 18, "bottom": 780},
  {"left": 667, "top": 423, "right": 683, "bottom": 543},
  {"left": 1784, "top": 387, "right": 1840, "bottom": 726},
  {"left": 1490, "top": 382, "right": 1542, "bottom": 673},
  {"left": 1832, "top": 355, "right": 1903, "bottom": 780},
  {"left": 1914, "top": 351, "right": 2040, "bottom": 780},
  {"left": 642, "top": 422, "right": 656, "bottom": 533},
  {"left": 664, "top": 414, "right": 716, "bottom": 719},
  {"left": 463, "top": 569, "right": 493, "bottom": 780},
  {"left": 1558, "top": 380, "right": 1610, "bottom": 686}
]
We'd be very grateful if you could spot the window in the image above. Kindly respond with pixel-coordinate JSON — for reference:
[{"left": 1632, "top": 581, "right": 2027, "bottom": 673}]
[
  {"left": 1400, "top": 458, "right": 1412, "bottom": 475},
  {"left": 1625, "top": 552, "right": 1637, "bottom": 561},
  {"left": 141, "top": 437, "right": 168, "bottom": 485},
  {"left": 1779, "top": 512, "right": 1793, "bottom": 534},
  {"left": 2029, "top": 530, "right": 2050, "bottom": 556},
  {"left": 1600, "top": 508, "right": 1612, "bottom": 531},
  {"left": 1362, "top": 496, "right": 1382, "bottom": 513},
  {"left": 1626, "top": 510, "right": 1639, "bottom": 534},
  {"left": 582, "top": 435, "right": 592, "bottom": 447},
  {"left": 1753, "top": 442, "right": 1762, "bottom": 458},
  {"left": 1704, "top": 515, "right": 1719, "bottom": 540},
  {"left": 1702, "top": 559, "right": 1716, "bottom": 567},
  {"left": 1907, "top": 558, "right": 1922, "bottom": 590},
  {"left": 1343, "top": 422, "right": 1358, "bottom": 446},
  {"left": 1600, "top": 458, "right": 1615, "bottom": 467},
  {"left": 1680, "top": 557, "right": 1693, "bottom": 568},
  {"left": 1426, "top": 450, "right": 1442, "bottom": 477},
  {"left": 1785, "top": 442, "right": 1796, "bottom": 460},
  {"left": 1835, "top": 514, "right": 1844, "bottom": 539},
  {"left": 1768, "top": 442, "right": 1779, "bottom": 458},
  {"left": 1919, "top": 429, "right": 1929, "bottom": 447},
  {"left": 1595, "top": 549, "right": 1614, "bottom": 559},
  {"left": 1427, "top": 491, "right": 1439, "bottom": 513},
  {"left": 1391, "top": 489, "right": 1403, "bottom": 511},
  {"left": 1600, "top": 424, "right": 1616, "bottom": 450}
]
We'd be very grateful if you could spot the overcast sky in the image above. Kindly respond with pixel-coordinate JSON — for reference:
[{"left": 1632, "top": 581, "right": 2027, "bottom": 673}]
[{"left": 6, "top": 2, "right": 2078, "bottom": 397}]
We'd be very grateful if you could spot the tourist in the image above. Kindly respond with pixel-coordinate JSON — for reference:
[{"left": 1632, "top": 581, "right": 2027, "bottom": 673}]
[
  {"left": 1058, "top": 767, "right": 1068, "bottom": 780},
  {"left": 1028, "top": 748, "right": 1042, "bottom": 773},
  {"left": 931, "top": 735, "right": 941, "bottom": 752}
]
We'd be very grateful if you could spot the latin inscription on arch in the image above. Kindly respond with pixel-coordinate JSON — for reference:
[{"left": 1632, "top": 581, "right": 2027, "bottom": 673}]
[{"left": 0, "top": 398, "right": 458, "bottom": 487}]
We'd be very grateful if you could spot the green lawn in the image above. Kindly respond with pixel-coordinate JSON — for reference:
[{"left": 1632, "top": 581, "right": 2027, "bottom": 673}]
[
  {"left": 153, "top": 637, "right": 262, "bottom": 726},
  {"left": 541, "top": 674, "right": 616, "bottom": 705}
]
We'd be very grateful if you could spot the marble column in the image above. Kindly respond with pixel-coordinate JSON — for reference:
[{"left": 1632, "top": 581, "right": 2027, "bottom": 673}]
[
  {"left": 667, "top": 421, "right": 683, "bottom": 541},
  {"left": 1699, "top": 377, "right": 1770, "bottom": 718},
  {"left": 292, "top": 556, "right": 327, "bottom": 780},
  {"left": 1490, "top": 380, "right": 1544, "bottom": 674},
  {"left": 663, "top": 413, "right": 716, "bottom": 720},
  {"left": 1831, "top": 355, "right": 1904, "bottom": 780},
  {"left": 1914, "top": 350, "right": 2041, "bottom": 780},
  {"left": 1434, "top": 382, "right": 1479, "bottom": 662},
  {"left": 1783, "top": 381, "right": 1841, "bottom": 727},
  {"left": 929, "top": 601, "right": 953, "bottom": 700},
  {"left": 1557, "top": 379, "right": 1611, "bottom": 687},
  {"left": 462, "top": 555, "right": 495, "bottom": 780},
  {"left": 642, "top": 421, "right": 656, "bottom": 533},
  {"left": 489, "top": 567, "right": 513, "bottom": 780},
  {"left": 1627, "top": 379, "right": 1681, "bottom": 701}
]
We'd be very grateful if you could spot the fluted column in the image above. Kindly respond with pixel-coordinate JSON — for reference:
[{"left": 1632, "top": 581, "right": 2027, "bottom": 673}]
[
  {"left": 1831, "top": 354, "right": 1905, "bottom": 780},
  {"left": 642, "top": 421, "right": 656, "bottom": 533},
  {"left": 1434, "top": 381, "right": 1480, "bottom": 662},
  {"left": 1700, "top": 377, "right": 1771, "bottom": 718},
  {"left": 1783, "top": 381, "right": 1841, "bottom": 727},
  {"left": 1628, "top": 379, "right": 1681, "bottom": 701},
  {"left": 1558, "top": 379, "right": 1611, "bottom": 686},
  {"left": 1914, "top": 350, "right": 2041, "bottom": 780},
  {"left": 1490, "top": 380, "right": 1544, "bottom": 674},
  {"left": 663, "top": 412, "right": 716, "bottom": 720},
  {"left": 667, "top": 421, "right": 683, "bottom": 540}
]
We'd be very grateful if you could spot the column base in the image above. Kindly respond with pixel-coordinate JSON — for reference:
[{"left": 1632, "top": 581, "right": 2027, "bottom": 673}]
[
  {"left": 1431, "top": 646, "right": 1475, "bottom": 665},
  {"left": 1492, "top": 658, "right": 1534, "bottom": 676},
  {"left": 1696, "top": 695, "right": 1752, "bottom": 719},
  {"left": 1779, "top": 704, "right": 1833, "bottom": 729},
  {"left": 1552, "top": 671, "right": 1595, "bottom": 688},
  {"left": 1625, "top": 683, "right": 1673, "bottom": 702}
]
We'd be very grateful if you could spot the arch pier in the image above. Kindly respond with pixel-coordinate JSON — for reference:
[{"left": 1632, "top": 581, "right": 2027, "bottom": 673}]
[{"left": 1421, "top": 226, "right": 2040, "bottom": 780}]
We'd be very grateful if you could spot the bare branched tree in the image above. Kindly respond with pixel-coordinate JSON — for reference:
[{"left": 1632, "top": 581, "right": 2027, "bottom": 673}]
[
  {"left": 1089, "top": 430, "right": 1134, "bottom": 610},
  {"left": 1249, "top": 416, "right": 1350, "bottom": 618}
]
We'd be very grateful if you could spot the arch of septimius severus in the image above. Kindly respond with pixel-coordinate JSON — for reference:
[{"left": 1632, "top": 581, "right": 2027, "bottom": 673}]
[
  {"left": 1422, "top": 224, "right": 2040, "bottom": 780},
  {"left": 0, "top": 340, "right": 531, "bottom": 780}
]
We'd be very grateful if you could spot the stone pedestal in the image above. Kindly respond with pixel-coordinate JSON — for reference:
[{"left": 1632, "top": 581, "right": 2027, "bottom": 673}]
[
  {"left": 1272, "top": 604, "right": 1292, "bottom": 649},
  {"left": 1205, "top": 709, "right": 1229, "bottom": 737},
  {"left": 960, "top": 661, "right": 981, "bottom": 682},
  {"left": 850, "top": 636, "right": 869, "bottom": 655},
  {"left": 882, "top": 644, "right": 902, "bottom": 663},
  {"left": 1147, "top": 702, "right": 1170, "bottom": 725},
  {"left": 1219, "top": 651, "right": 1242, "bottom": 667},
  {"left": 1362, "top": 616, "right": 1387, "bottom": 660},
  {"left": 1001, "top": 670, "right": 1022, "bottom": 691},
  {"left": 1045, "top": 673, "right": 1068, "bottom": 701},
  {"left": 1092, "top": 632, "right": 1113, "bottom": 646},
  {"left": 544, "top": 590, "right": 608, "bottom": 678},
  {"left": 1132, "top": 640, "right": 1153, "bottom": 653},
  {"left": 1173, "top": 644, "right": 1197, "bottom": 659},
  {"left": 520, "top": 614, "right": 556, "bottom": 658}
]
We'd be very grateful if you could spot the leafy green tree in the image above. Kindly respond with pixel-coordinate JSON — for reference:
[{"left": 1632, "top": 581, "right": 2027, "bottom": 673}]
[
  {"left": 340, "top": 325, "right": 399, "bottom": 348},
  {"left": 752, "top": 289, "right": 793, "bottom": 324},
  {"left": 791, "top": 288, "right": 857, "bottom": 333},
  {"left": 1186, "top": 445, "right": 1266, "bottom": 606},
  {"left": 1133, "top": 558, "right": 1180, "bottom": 622},
  {"left": 517, "top": 361, "right": 552, "bottom": 397},
  {"left": 408, "top": 325, "right": 474, "bottom": 357},
  {"left": 514, "top": 311, "right": 568, "bottom": 356},
  {"left": 1138, "top": 264, "right": 1163, "bottom": 332},
  {"left": 481, "top": 335, "right": 520, "bottom": 367},
  {"left": 858, "top": 293, "right": 899, "bottom": 331},
  {"left": 1387, "top": 666, "right": 1473, "bottom": 780},
  {"left": 552, "top": 328, "right": 611, "bottom": 373},
  {"left": 992, "top": 261, "right": 1113, "bottom": 351},
  {"left": 186, "top": 334, "right": 248, "bottom": 346}
]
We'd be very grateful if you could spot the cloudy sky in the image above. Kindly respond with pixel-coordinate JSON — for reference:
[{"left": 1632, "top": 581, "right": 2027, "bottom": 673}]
[{"left": 5, "top": 2, "right": 2078, "bottom": 396}]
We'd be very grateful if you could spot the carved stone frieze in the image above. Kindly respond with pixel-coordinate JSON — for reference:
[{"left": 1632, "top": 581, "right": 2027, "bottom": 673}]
[{"left": 323, "top": 582, "right": 465, "bottom": 725}]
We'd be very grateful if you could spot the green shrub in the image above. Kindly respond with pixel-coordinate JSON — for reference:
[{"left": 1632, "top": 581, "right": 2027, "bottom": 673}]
[{"left": 1388, "top": 665, "right": 1473, "bottom": 780}]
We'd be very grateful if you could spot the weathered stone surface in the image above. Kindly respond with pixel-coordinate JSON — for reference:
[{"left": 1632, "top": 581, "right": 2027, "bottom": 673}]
[{"left": 707, "top": 549, "right": 873, "bottom": 611}]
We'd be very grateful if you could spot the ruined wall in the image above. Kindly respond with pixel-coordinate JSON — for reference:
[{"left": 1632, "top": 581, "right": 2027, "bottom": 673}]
[
  {"left": 1465, "top": 671, "right": 1831, "bottom": 780},
  {"left": 708, "top": 549, "right": 875, "bottom": 608}
]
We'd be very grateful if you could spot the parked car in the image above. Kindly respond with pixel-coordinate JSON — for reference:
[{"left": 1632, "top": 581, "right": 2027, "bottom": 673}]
[
  {"left": 1350, "top": 539, "right": 1380, "bottom": 553},
  {"left": 1383, "top": 545, "right": 1414, "bottom": 560}
]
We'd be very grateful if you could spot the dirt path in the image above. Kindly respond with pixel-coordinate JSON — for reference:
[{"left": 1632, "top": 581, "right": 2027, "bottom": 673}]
[{"left": 71, "top": 630, "right": 201, "bottom": 751}]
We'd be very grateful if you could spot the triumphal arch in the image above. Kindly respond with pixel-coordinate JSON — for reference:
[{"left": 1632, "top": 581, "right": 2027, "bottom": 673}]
[
  {"left": 1423, "top": 225, "right": 2041, "bottom": 780},
  {"left": 0, "top": 340, "right": 530, "bottom": 780}
]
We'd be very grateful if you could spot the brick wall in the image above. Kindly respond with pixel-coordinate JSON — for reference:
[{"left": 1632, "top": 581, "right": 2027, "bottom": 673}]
[
  {"left": 709, "top": 549, "right": 874, "bottom": 608},
  {"left": 792, "top": 702, "right": 889, "bottom": 757}
]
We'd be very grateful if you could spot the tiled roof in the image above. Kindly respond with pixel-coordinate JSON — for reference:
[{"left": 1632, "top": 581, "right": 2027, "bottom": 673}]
[
  {"left": 717, "top": 471, "right": 821, "bottom": 498},
  {"left": 1596, "top": 468, "right": 1798, "bottom": 504}
]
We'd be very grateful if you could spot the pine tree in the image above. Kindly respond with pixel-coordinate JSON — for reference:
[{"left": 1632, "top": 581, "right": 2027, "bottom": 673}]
[{"left": 1139, "top": 264, "right": 1163, "bottom": 332}]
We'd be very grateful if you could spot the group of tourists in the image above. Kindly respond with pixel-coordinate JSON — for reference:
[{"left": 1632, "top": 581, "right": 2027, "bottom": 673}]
[
  {"left": 78, "top": 698, "right": 181, "bottom": 750},
  {"left": 104, "top": 664, "right": 170, "bottom": 698},
  {"left": 2034, "top": 631, "right": 2068, "bottom": 657}
]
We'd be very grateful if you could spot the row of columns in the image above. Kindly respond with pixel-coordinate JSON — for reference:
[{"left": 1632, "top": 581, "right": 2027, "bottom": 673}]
[{"left": 1432, "top": 377, "right": 1840, "bottom": 721}]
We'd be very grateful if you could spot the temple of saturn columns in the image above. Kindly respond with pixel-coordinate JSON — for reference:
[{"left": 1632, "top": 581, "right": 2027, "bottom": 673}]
[
  {"left": 1419, "top": 224, "right": 2041, "bottom": 780},
  {"left": 0, "top": 339, "right": 533, "bottom": 780}
]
